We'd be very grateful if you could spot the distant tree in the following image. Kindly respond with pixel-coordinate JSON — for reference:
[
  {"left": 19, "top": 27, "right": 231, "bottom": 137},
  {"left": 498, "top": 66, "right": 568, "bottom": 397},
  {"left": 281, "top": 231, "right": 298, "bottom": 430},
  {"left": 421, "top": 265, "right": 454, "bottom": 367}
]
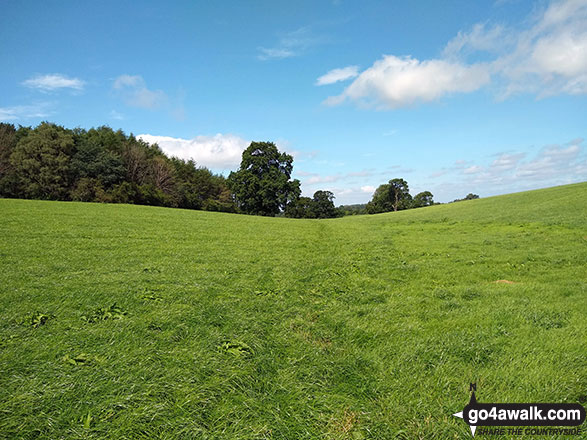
[
  {"left": 285, "top": 196, "right": 315, "bottom": 218},
  {"left": 338, "top": 203, "right": 367, "bottom": 216},
  {"left": 149, "top": 156, "right": 176, "bottom": 196},
  {"left": 366, "top": 178, "right": 412, "bottom": 213},
  {"left": 0, "top": 123, "right": 17, "bottom": 175},
  {"left": 451, "top": 193, "right": 480, "bottom": 203},
  {"left": 0, "top": 123, "right": 19, "bottom": 196},
  {"left": 122, "top": 140, "right": 149, "bottom": 185},
  {"left": 388, "top": 178, "right": 411, "bottom": 211},
  {"left": 70, "top": 127, "right": 126, "bottom": 191},
  {"left": 412, "top": 191, "right": 434, "bottom": 208},
  {"left": 228, "top": 141, "right": 300, "bottom": 216},
  {"left": 312, "top": 190, "right": 337, "bottom": 218},
  {"left": 171, "top": 158, "right": 235, "bottom": 212},
  {"left": 10, "top": 122, "right": 74, "bottom": 199},
  {"left": 366, "top": 183, "right": 392, "bottom": 213}
]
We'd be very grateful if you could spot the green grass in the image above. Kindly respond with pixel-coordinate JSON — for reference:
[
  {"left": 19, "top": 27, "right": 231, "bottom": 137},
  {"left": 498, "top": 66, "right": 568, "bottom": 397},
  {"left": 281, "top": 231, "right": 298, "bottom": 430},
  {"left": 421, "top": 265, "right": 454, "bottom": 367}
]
[{"left": 1, "top": 182, "right": 586, "bottom": 439}]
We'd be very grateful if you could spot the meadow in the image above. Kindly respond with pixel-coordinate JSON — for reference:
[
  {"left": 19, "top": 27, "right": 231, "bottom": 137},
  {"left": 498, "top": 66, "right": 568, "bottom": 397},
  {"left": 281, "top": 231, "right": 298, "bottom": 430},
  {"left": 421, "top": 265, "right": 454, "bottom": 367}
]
[{"left": 0, "top": 182, "right": 586, "bottom": 439}]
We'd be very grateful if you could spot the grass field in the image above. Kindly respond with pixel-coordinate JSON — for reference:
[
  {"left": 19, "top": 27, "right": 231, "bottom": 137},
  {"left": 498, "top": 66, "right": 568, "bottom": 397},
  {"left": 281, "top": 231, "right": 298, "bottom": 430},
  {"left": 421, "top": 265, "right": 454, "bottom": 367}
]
[{"left": 1, "top": 182, "right": 586, "bottom": 439}]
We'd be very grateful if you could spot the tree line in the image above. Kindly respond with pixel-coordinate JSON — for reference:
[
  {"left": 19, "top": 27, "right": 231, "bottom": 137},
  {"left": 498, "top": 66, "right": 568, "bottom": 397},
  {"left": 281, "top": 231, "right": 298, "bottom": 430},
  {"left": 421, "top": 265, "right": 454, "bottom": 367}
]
[
  {"left": 0, "top": 122, "right": 235, "bottom": 212},
  {"left": 0, "top": 121, "right": 451, "bottom": 218}
]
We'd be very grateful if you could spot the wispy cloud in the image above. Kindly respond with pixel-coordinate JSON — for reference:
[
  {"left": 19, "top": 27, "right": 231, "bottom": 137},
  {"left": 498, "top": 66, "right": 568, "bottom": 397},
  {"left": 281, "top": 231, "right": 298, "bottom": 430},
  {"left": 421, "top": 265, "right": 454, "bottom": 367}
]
[
  {"left": 258, "top": 27, "right": 324, "bottom": 60},
  {"left": 295, "top": 169, "right": 375, "bottom": 186},
  {"left": 429, "top": 138, "right": 586, "bottom": 198},
  {"left": 113, "top": 75, "right": 167, "bottom": 109},
  {"left": 109, "top": 110, "right": 125, "bottom": 121},
  {"left": 322, "top": 0, "right": 587, "bottom": 108},
  {"left": 258, "top": 47, "right": 296, "bottom": 60},
  {"left": 0, "top": 103, "right": 52, "bottom": 121},
  {"left": 316, "top": 66, "right": 359, "bottom": 85},
  {"left": 22, "top": 74, "right": 85, "bottom": 92}
]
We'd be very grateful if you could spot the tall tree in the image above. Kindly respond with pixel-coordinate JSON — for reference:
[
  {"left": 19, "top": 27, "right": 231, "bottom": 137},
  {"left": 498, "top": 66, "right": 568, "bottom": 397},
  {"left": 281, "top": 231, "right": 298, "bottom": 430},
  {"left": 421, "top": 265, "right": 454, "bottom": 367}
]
[
  {"left": 10, "top": 122, "right": 74, "bottom": 199},
  {"left": 388, "top": 178, "right": 411, "bottom": 211},
  {"left": 312, "top": 190, "right": 337, "bottom": 218},
  {"left": 227, "top": 141, "right": 300, "bottom": 216},
  {"left": 366, "top": 178, "right": 412, "bottom": 213}
]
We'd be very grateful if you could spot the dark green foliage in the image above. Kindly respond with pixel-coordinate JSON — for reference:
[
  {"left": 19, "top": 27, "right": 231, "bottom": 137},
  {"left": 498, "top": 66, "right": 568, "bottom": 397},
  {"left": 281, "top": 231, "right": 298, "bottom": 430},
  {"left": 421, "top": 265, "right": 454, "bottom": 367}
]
[
  {"left": 285, "top": 190, "right": 341, "bottom": 218},
  {"left": 338, "top": 203, "right": 368, "bottom": 216},
  {"left": 367, "top": 178, "right": 433, "bottom": 214},
  {"left": 412, "top": 190, "right": 434, "bottom": 208},
  {"left": 171, "top": 158, "right": 235, "bottom": 212},
  {"left": 0, "top": 123, "right": 19, "bottom": 196},
  {"left": 312, "top": 190, "right": 338, "bottom": 218},
  {"left": 452, "top": 193, "right": 481, "bottom": 202},
  {"left": 10, "top": 122, "right": 74, "bottom": 199},
  {"left": 1, "top": 121, "right": 235, "bottom": 213},
  {"left": 285, "top": 196, "right": 316, "bottom": 218},
  {"left": 228, "top": 141, "right": 300, "bottom": 216},
  {"left": 70, "top": 127, "right": 126, "bottom": 190}
]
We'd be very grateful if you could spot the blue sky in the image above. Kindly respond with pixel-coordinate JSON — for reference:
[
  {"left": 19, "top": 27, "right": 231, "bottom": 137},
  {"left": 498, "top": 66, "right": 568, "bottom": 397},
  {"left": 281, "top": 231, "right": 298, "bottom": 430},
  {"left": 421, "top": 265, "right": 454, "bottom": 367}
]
[{"left": 1, "top": 0, "right": 586, "bottom": 204}]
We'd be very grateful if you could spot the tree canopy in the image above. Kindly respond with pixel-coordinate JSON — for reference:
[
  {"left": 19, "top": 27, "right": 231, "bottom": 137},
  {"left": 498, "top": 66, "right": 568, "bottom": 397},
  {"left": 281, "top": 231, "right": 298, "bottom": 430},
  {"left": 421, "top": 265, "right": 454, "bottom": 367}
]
[
  {"left": 0, "top": 122, "right": 235, "bottom": 212},
  {"left": 366, "top": 178, "right": 434, "bottom": 214},
  {"left": 227, "top": 142, "right": 300, "bottom": 216}
]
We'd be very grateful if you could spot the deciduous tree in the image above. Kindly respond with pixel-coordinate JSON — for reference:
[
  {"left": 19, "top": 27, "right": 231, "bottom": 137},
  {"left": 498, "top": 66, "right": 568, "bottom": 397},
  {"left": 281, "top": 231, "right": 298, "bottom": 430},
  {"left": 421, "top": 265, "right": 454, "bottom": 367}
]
[{"left": 228, "top": 141, "right": 300, "bottom": 216}]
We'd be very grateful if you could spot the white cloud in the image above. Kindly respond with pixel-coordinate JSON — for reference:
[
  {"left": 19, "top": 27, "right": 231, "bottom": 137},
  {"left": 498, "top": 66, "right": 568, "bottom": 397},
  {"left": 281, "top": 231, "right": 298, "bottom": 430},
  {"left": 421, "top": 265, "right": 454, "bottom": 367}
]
[
  {"left": 323, "top": 0, "right": 587, "bottom": 108},
  {"left": 497, "top": 0, "right": 587, "bottom": 97},
  {"left": 316, "top": 66, "right": 359, "bottom": 85},
  {"left": 325, "top": 55, "right": 490, "bottom": 108},
  {"left": 113, "top": 75, "right": 167, "bottom": 109},
  {"left": 0, "top": 103, "right": 52, "bottom": 121},
  {"left": 361, "top": 185, "right": 376, "bottom": 193},
  {"left": 22, "top": 74, "right": 85, "bottom": 92},
  {"left": 137, "top": 133, "right": 249, "bottom": 169}
]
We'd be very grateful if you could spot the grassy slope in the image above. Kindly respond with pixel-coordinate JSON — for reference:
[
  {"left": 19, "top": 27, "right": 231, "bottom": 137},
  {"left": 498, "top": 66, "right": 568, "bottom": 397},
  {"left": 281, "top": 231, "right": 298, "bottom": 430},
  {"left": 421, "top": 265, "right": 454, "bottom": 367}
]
[{"left": 0, "top": 182, "right": 585, "bottom": 439}]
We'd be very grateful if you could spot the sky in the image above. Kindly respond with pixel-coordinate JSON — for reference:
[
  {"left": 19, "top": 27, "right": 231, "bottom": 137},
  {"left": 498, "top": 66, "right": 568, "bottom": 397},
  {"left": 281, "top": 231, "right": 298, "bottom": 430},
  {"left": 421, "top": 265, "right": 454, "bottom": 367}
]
[{"left": 1, "top": 0, "right": 586, "bottom": 204}]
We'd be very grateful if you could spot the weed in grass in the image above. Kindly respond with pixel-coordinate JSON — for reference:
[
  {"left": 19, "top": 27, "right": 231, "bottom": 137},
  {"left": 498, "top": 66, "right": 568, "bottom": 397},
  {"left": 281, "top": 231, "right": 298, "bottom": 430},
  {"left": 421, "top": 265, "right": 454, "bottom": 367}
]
[
  {"left": 525, "top": 309, "right": 569, "bottom": 329},
  {"left": 62, "top": 353, "right": 103, "bottom": 366},
  {"left": 29, "top": 311, "right": 53, "bottom": 328},
  {"left": 218, "top": 340, "right": 253, "bottom": 357},
  {"left": 81, "top": 303, "right": 127, "bottom": 323},
  {"left": 142, "top": 267, "right": 161, "bottom": 273},
  {"left": 83, "top": 412, "right": 92, "bottom": 429},
  {"left": 140, "top": 288, "right": 162, "bottom": 301},
  {"left": 254, "top": 288, "right": 278, "bottom": 297},
  {"left": 147, "top": 322, "right": 163, "bottom": 331}
]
